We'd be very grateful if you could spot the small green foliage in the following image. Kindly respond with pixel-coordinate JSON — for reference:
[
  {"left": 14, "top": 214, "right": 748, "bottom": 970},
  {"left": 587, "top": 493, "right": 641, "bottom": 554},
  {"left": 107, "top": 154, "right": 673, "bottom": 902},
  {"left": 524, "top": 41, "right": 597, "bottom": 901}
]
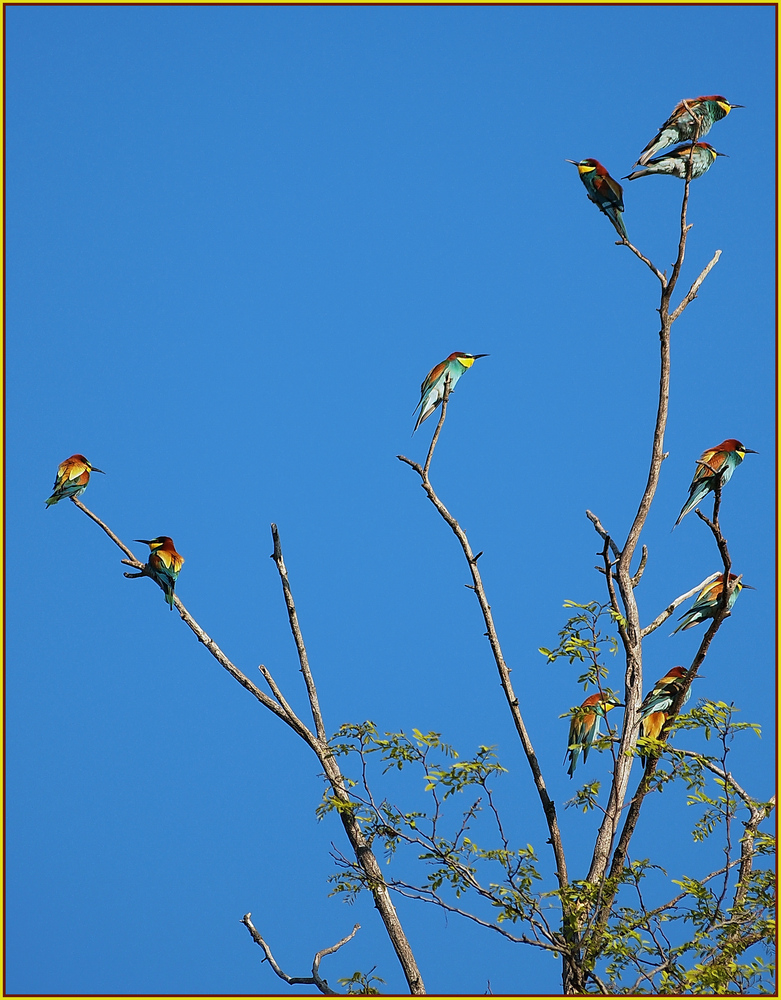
[
  {"left": 337, "top": 967, "right": 386, "bottom": 994},
  {"left": 540, "top": 600, "right": 621, "bottom": 692},
  {"left": 565, "top": 780, "right": 602, "bottom": 813},
  {"left": 676, "top": 699, "right": 762, "bottom": 741}
]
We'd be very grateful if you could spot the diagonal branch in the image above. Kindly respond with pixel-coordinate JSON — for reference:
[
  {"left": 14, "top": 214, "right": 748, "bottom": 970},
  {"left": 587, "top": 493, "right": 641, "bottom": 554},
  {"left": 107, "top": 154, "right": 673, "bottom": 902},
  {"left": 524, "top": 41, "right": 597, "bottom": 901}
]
[
  {"left": 670, "top": 249, "right": 723, "bottom": 321},
  {"left": 71, "top": 499, "right": 312, "bottom": 742},
  {"left": 72, "top": 497, "right": 141, "bottom": 563},
  {"left": 399, "top": 414, "right": 569, "bottom": 894},
  {"left": 619, "top": 239, "right": 667, "bottom": 285},
  {"left": 70, "top": 500, "right": 426, "bottom": 995},
  {"left": 641, "top": 571, "right": 722, "bottom": 637},
  {"left": 271, "top": 523, "right": 327, "bottom": 742},
  {"left": 241, "top": 912, "right": 359, "bottom": 995}
]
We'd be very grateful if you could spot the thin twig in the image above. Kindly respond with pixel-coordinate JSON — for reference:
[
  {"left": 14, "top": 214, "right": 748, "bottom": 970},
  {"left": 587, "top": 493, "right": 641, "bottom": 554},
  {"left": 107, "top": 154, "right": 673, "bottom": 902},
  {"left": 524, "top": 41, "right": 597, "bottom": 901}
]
[
  {"left": 673, "top": 749, "right": 763, "bottom": 812},
  {"left": 619, "top": 239, "right": 667, "bottom": 285},
  {"left": 71, "top": 497, "right": 142, "bottom": 564},
  {"left": 630, "top": 545, "right": 648, "bottom": 588},
  {"left": 423, "top": 374, "right": 451, "bottom": 477},
  {"left": 670, "top": 249, "right": 723, "bottom": 321},
  {"left": 585, "top": 509, "right": 620, "bottom": 559},
  {"left": 270, "top": 523, "right": 327, "bottom": 742}
]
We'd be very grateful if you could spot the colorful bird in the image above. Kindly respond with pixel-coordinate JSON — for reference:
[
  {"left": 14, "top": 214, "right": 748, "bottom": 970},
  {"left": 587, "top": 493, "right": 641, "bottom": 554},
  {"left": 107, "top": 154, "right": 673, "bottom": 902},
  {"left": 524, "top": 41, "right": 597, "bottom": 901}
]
[
  {"left": 635, "top": 95, "right": 742, "bottom": 166},
  {"left": 567, "top": 158, "right": 628, "bottom": 240},
  {"left": 565, "top": 692, "right": 623, "bottom": 778},
  {"left": 413, "top": 352, "right": 488, "bottom": 432},
  {"left": 675, "top": 439, "right": 757, "bottom": 527},
  {"left": 45, "top": 454, "right": 105, "bottom": 507},
  {"left": 625, "top": 142, "right": 726, "bottom": 181},
  {"left": 671, "top": 573, "right": 751, "bottom": 634},
  {"left": 134, "top": 536, "right": 185, "bottom": 610},
  {"left": 638, "top": 666, "right": 691, "bottom": 765}
]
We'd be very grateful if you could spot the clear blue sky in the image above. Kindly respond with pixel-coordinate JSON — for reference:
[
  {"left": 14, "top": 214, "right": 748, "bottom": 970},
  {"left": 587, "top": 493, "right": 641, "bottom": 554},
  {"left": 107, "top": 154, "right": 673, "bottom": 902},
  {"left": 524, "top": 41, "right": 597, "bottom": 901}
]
[{"left": 6, "top": 4, "right": 775, "bottom": 995}]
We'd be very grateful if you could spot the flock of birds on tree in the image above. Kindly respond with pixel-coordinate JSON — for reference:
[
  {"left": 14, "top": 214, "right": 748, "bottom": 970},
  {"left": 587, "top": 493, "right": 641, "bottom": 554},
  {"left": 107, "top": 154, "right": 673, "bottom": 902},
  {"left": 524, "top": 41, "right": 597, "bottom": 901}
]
[
  {"left": 46, "top": 94, "right": 753, "bottom": 781},
  {"left": 568, "top": 94, "right": 742, "bottom": 241}
]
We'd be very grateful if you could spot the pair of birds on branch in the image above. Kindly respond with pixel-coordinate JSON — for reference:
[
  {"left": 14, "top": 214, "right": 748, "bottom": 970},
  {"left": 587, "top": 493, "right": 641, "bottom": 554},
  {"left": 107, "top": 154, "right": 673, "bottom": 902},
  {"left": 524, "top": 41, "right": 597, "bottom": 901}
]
[
  {"left": 569, "top": 95, "right": 742, "bottom": 240},
  {"left": 45, "top": 454, "right": 184, "bottom": 609},
  {"left": 566, "top": 667, "right": 691, "bottom": 777}
]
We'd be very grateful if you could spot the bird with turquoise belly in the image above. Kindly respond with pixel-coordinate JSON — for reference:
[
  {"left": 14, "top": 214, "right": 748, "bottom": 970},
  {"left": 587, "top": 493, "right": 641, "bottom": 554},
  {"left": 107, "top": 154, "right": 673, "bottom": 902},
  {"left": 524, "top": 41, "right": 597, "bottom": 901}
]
[
  {"left": 674, "top": 438, "right": 757, "bottom": 528},
  {"left": 625, "top": 142, "right": 726, "bottom": 181},
  {"left": 635, "top": 95, "right": 742, "bottom": 166},
  {"left": 671, "top": 573, "right": 751, "bottom": 634},
  {"left": 413, "top": 352, "right": 488, "bottom": 433}
]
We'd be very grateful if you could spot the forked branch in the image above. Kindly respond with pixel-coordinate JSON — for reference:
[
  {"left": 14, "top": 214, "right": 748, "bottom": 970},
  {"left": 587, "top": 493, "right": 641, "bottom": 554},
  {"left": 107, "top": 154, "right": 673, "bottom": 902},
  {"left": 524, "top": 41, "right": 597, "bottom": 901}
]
[{"left": 241, "top": 913, "right": 360, "bottom": 995}]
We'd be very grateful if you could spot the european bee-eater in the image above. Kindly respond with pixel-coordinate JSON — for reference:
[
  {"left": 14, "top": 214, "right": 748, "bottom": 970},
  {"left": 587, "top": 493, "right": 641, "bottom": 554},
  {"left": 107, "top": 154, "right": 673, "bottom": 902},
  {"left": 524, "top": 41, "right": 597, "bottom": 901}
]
[
  {"left": 625, "top": 142, "right": 725, "bottom": 181},
  {"left": 134, "top": 536, "right": 184, "bottom": 610},
  {"left": 638, "top": 666, "right": 691, "bottom": 765},
  {"left": 567, "top": 158, "right": 628, "bottom": 240},
  {"left": 45, "top": 454, "right": 105, "bottom": 507},
  {"left": 675, "top": 439, "right": 757, "bottom": 527},
  {"left": 635, "top": 96, "right": 742, "bottom": 166},
  {"left": 565, "top": 692, "right": 623, "bottom": 778},
  {"left": 413, "top": 352, "right": 488, "bottom": 432},
  {"left": 671, "top": 573, "right": 751, "bottom": 634}
]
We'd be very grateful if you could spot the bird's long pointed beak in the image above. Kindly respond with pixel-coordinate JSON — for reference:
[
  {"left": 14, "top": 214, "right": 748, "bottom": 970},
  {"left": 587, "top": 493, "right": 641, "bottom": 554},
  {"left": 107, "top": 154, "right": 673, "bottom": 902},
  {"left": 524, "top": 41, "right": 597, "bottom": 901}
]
[
  {"left": 134, "top": 539, "right": 151, "bottom": 545},
  {"left": 91, "top": 467, "right": 106, "bottom": 474},
  {"left": 740, "top": 583, "right": 756, "bottom": 590},
  {"left": 744, "top": 448, "right": 759, "bottom": 454},
  {"left": 565, "top": 159, "right": 579, "bottom": 165},
  {"left": 472, "top": 354, "right": 490, "bottom": 359},
  {"left": 730, "top": 104, "right": 745, "bottom": 109},
  {"left": 715, "top": 151, "right": 729, "bottom": 157}
]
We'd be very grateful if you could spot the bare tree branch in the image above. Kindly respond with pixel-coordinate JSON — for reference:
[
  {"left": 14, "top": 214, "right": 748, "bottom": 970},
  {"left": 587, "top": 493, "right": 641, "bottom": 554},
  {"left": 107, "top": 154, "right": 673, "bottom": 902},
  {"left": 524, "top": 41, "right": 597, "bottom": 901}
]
[
  {"left": 619, "top": 239, "right": 667, "bottom": 285},
  {"left": 399, "top": 414, "right": 570, "bottom": 895},
  {"left": 71, "top": 499, "right": 426, "bottom": 995},
  {"left": 72, "top": 497, "right": 141, "bottom": 563},
  {"left": 670, "top": 249, "right": 723, "bottom": 321},
  {"left": 271, "top": 523, "right": 327, "bottom": 743},
  {"left": 241, "top": 912, "right": 359, "bottom": 995}
]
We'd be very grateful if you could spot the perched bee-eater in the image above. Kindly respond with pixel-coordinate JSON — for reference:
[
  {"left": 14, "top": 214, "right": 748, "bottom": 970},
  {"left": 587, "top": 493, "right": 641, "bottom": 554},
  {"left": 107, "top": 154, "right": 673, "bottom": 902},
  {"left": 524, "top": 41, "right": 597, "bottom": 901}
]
[
  {"left": 567, "top": 158, "right": 628, "bottom": 240},
  {"left": 134, "top": 536, "right": 184, "bottom": 610},
  {"left": 565, "top": 692, "right": 623, "bottom": 778},
  {"left": 413, "top": 352, "right": 488, "bottom": 432},
  {"left": 635, "top": 96, "right": 742, "bottom": 166},
  {"left": 625, "top": 142, "right": 725, "bottom": 181},
  {"left": 671, "top": 573, "right": 751, "bottom": 634},
  {"left": 638, "top": 666, "right": 691, "bottom": 765},
  {"left": 675, "top": 439, "right": 757, "bottom": 527},
  {"left": 45, "top": 454, "right": 105, "bottom": 507}
]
